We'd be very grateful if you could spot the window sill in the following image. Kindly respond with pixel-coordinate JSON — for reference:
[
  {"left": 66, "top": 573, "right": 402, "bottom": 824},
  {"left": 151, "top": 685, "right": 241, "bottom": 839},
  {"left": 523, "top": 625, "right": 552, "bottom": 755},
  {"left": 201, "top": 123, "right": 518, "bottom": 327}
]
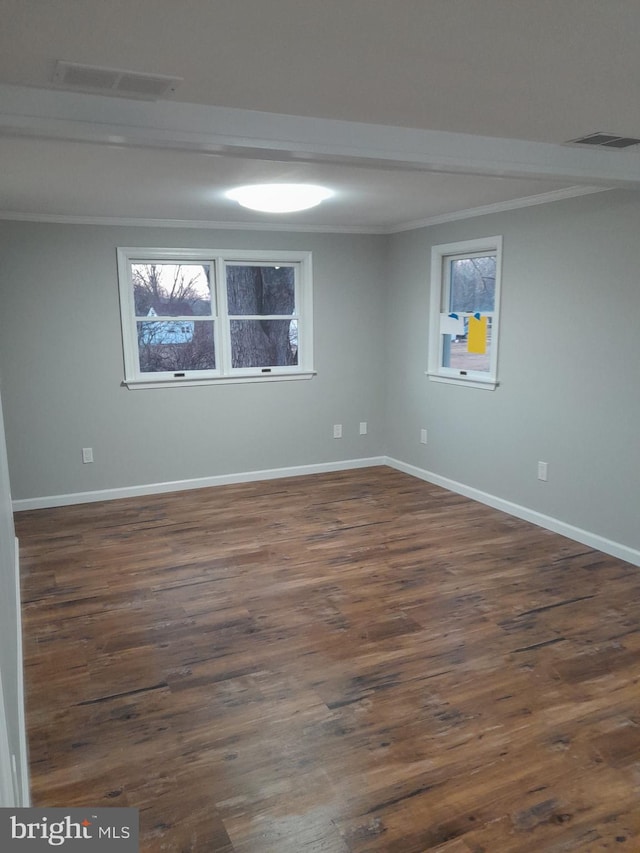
[
  {"left": 122, "top": 371, "right": 316, "bottom": 390},
  {"left": 425, "top": 371, "right": 499, "bottom": 391}
]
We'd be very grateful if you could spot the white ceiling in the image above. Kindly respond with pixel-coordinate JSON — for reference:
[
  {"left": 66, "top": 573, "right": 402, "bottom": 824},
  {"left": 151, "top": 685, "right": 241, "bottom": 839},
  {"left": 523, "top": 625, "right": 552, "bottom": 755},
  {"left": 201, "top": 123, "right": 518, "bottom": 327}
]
[{"left": 1, "top": 0, "right": 640, "bottom": 231}]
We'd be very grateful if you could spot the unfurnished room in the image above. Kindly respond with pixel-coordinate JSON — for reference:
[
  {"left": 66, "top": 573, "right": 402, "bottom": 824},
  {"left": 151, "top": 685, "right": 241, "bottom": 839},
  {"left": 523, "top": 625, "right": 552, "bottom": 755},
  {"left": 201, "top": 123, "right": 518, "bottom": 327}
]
[{"left": 1, "top": 2, "right": 640, "bottom": 852}]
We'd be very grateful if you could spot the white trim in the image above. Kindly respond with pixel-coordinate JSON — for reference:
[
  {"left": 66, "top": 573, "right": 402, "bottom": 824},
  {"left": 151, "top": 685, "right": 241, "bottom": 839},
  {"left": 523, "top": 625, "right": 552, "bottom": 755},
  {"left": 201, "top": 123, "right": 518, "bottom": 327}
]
[
  {"left": 0, "top": 186, "right": 612, "bottom": 236},
  {"left": 0, "top": 211, "right": 381, "bottom": 234},
  {"left": 123, "top": 371, "right": 316, "bottom": 390},
  {"left": 12, "top": 457, "right": 387, "bottom": 512},
  {"left": 0, "top": 539, "right": 29, "bottom": 808},
  {"left": 387, "top": 186, "right": 610, "bottom": 233},
  {"left": 11, "top": 454, "right": 640, "bottom": 565},
  {"left": 14, "top": 538, "right": 29, "bottom": 807},
  {"left": 428, "top": 236, "right": 502, "bottom": 389},
  {"left": 425, "top": 372, "right": 498, "bottom": 391},
  {"left": 0, "top": 666, "right": 15, "bottom": 807},
  {"left": 117, "top": 248, "right": 313, "bottom": 386},
  {"left": 385, "top": 457, "right": 640, "bottom": 568}
]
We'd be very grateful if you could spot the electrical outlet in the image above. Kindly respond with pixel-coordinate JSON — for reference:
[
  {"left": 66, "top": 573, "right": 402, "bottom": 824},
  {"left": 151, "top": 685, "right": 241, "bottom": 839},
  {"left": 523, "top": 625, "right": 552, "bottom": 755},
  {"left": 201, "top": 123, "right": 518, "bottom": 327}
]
[
  {"left": 420, "top": 429, "right": 428, "bottom": 445},
  {"left": 359, "top": 422, "right": 367, "bottom": 435},
  {"left": 333, "top": 424, "right": 342, "bottom": 439},
  {"left": 82, "top": 447, "right": 93, "bottom": 464},
  {"left": 537, "top": 461, "right": 548, "bottom": 481}
]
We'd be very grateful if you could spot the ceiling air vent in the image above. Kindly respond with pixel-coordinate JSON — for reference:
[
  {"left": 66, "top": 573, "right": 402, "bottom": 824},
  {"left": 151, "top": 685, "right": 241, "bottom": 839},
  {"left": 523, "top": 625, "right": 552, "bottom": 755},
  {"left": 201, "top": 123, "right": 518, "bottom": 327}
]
[
  {"left": 567, "top": 132, "right": 640, "bottom": 149},
  {"left": 52, "top": 60, "right": 182, "bottom": 100}
]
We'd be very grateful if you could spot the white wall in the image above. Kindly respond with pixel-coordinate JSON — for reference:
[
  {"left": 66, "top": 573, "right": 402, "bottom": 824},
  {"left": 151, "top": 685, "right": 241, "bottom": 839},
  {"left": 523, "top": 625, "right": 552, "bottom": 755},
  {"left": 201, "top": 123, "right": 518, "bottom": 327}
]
[
  {"left": 0, "top": 223, "right": 387, "bottom": 501},
  {"left": 384, "top": 189, "right": 640, "bottom": 554}
]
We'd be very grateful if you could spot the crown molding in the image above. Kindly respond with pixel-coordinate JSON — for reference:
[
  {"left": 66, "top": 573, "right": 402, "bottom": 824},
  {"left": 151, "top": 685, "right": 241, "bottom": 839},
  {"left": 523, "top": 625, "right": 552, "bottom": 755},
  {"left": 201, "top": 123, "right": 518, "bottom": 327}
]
[
  {"left": 0, "top": 186, "right": 613, "bottom": 234},
  {"left": 386, "top": 185, "right": 611, "bottom": 233},
  {"left": 0, "top": 211, "right": 382, "bottom": 234}
]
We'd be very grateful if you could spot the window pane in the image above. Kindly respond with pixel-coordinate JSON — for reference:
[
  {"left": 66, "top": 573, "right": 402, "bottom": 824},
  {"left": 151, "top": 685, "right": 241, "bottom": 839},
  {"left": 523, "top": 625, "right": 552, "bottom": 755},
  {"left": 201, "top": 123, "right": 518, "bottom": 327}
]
[
  {"left": 449, "top": 256, "right": 496, "bottom": 313},
  {"left": 137, "top": 320, "right": 215, "bottom": 372},
  {"left": 289, "top": 318, "right": 298, "bottom": 361},
  {"left": 132, "top": 263, "right": 212, "bottom": 316},
  {"left": 230, "top": 320, "right": 298, "bottom": 368},
  {"left": 226, "top": 265, "right": 295, "bottom": 316},
  {"left": 442, "top": 316, "right": 493, "bottom": 373}
]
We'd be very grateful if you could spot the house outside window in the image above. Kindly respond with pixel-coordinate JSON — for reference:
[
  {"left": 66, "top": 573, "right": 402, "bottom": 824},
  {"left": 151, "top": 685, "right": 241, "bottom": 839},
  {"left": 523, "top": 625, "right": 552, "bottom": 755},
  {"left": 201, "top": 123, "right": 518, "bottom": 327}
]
[
  {"left": 427, "top": 236, "right": 502, "bottom": 390},
  {"left": 117, "top": 248, "right": 314, "bottom": 388}
]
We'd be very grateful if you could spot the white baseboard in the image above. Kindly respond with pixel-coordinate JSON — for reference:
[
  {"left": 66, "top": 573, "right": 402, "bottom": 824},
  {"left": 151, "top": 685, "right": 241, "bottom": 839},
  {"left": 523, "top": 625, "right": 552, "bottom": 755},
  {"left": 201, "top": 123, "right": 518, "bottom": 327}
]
[
  {"left": 12, "top": 454, "right": 640, "bottom": 567},
  {"left": 385, "top": 457, "right": 640, "bottom": 568},
  {"left": 12, "top": 456, "right": 387, "bottom": 512}
]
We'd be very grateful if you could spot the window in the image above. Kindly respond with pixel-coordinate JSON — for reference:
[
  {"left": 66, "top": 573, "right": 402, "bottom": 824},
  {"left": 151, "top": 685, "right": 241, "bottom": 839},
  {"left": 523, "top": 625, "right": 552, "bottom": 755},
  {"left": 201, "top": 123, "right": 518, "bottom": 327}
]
[
  {"left": 117, "top": 248, "right": 314, "bottom": 388},
  {"left": 427, "top": 236, "right": 502, "bottom": 390}
]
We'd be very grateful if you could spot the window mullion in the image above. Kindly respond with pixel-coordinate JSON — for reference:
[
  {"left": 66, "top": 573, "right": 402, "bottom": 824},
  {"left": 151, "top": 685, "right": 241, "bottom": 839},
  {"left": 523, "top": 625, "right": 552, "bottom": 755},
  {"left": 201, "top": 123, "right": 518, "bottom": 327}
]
[{"left": 216, "top": 257, "right": 231, "bottom": 376}]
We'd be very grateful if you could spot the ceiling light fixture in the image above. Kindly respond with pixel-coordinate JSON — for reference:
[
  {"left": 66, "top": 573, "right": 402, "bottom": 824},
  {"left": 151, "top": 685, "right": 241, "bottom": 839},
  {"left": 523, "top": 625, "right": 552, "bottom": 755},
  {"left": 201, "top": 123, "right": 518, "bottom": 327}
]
[{"left": 226, "top": 183, "right": 333, "bottom": 213}]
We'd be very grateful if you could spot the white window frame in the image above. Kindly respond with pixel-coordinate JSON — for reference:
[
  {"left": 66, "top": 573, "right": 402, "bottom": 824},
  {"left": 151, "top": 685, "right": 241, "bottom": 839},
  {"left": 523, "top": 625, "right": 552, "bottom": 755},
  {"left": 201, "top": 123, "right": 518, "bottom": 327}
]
[
  {"left": 117, "top": 248, "right": 314, "bottom": 389},
  {"left": 427, "top": 236, "right": 502, "bottom": 391}
]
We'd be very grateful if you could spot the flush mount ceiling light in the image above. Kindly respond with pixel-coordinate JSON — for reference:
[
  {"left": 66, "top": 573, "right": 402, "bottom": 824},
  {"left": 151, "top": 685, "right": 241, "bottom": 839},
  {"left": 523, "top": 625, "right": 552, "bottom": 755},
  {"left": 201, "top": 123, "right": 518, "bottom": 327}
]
[{"left": 225, "top": 183, "right": 333, "bottom": 213}]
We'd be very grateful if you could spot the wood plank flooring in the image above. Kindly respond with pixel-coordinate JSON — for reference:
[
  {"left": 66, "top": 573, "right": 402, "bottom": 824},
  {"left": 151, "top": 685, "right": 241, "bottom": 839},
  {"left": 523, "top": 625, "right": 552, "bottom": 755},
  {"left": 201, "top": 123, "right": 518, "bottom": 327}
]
[{"left": 15, "top": 466, "right": 640, "bottom": 852}]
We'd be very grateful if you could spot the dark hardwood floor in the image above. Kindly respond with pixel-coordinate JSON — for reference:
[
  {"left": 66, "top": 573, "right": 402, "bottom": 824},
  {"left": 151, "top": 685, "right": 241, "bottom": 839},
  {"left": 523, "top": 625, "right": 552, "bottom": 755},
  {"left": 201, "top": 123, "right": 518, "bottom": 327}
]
[{"left": 15, "top": 466, "right": 640, "bottom": 852}]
